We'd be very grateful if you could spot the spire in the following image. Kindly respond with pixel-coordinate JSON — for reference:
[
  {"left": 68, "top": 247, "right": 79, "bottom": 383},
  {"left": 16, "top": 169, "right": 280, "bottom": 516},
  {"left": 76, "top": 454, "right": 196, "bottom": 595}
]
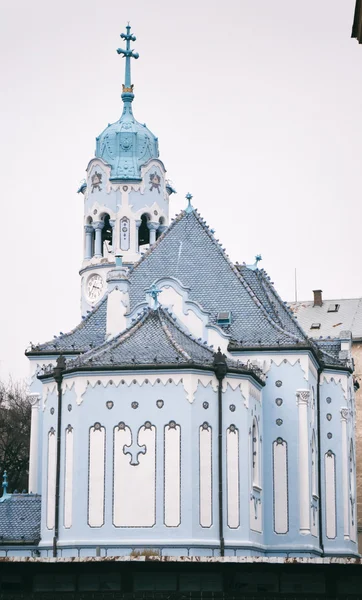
[
  {"left": 185, "top": 192, "right": 194, "bottom": 214},
  {"left": 0, "top": 471, "right": 9, "bottom": 501},
  {"left": 117, "top": 24, "right": 139, "bottom": 106}
]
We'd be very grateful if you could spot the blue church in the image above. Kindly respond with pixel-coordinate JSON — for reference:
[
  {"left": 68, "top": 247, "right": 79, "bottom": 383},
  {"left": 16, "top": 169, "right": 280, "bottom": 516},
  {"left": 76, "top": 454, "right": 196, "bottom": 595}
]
[{"left": 0, "top": 26, "right": 358, "bottom": 563}]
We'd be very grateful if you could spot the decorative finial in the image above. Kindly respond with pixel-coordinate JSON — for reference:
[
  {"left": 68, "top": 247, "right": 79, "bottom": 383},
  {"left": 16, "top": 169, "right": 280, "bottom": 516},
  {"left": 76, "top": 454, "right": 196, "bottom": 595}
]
[
  {"left": 185, "top": 192, "right": 194, "bottom": 214},
  {"left": 146, "top": 283, "right": 162, "bottom": 309},
  {"left": 117, "top": 24, "right": 139, "bottom": 102},
  {"left": 2, "top": 471, "right": 8, "bottom": 496},
  {"left": 246, "top": 254, "right": 262, "bottom": 271}
]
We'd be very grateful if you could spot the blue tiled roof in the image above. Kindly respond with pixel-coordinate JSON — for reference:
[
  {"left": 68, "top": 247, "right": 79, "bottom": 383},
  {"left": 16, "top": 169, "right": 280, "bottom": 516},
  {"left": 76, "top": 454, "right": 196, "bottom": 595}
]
[
  {"left": 66, "top": 307, "right": 216, "bottom": 370},
  {"left": 314, "top": 339, "right": 352, "bottom": 370},
  {"left": 128, "top": 210, "right": 307, "bottom": 347},
  {"left": 27, "top": 295, "right": 108, "bottom": 354},
  {"left": 30, "top": 210, "right": 350, "bottom": 368},
  {"left": 0, "top": 494, "right": 41, "bottom": 543}
]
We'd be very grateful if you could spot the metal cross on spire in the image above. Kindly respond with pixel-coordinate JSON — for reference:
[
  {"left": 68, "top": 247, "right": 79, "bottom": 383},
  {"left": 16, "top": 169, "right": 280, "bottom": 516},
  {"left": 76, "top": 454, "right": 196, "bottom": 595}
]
[{"left": 117, "top": 24, "right": 139, "bottom": 98}]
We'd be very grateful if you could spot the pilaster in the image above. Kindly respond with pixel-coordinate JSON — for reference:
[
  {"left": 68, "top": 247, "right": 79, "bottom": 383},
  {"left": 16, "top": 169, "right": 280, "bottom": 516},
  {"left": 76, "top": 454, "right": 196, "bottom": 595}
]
[
  {"left": 341, "top": 407, "right": 350, "bottom": 540},
  {"left": 28, "top": 393, "right": 41, "bottom": 494},
  {"left": 296, "top": 389, "right": 310, "bottom": 534}
]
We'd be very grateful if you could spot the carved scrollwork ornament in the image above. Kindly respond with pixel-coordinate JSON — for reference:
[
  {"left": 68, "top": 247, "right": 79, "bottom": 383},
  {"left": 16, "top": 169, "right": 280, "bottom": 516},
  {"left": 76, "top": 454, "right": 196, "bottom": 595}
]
[
  {"left": 296, "top": 390, "right": 310, "bottom": 405},
  {"left": 340, "top": 407, "right": 349, "bottom": 421}
]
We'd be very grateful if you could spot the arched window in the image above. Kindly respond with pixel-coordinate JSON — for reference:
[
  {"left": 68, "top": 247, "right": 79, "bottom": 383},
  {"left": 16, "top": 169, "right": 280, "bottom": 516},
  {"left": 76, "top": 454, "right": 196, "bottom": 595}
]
[
  {"left": 252, "top": 418, "right": 261, "bottom": 488},
  {"left": 138, "top": 213, "right": 150, "bottom": 247},
  {"left": 101, "top": 213, "right": 112, "bottom": 256},
  {"left": 311, "top": 430, "right": 318, "bottom": 498}
]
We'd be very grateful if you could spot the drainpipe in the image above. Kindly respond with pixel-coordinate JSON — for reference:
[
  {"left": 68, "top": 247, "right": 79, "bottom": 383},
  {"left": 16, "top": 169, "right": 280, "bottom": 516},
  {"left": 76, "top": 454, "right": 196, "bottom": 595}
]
[
  {"left": 316, "top": 368, "right": 325, "bottom": 556},
  {"left": 53, "top": 355, "right": 66, "bottom": 558},
  {"left": 213, "top": 348, "right": 228, "bottom": 557}
]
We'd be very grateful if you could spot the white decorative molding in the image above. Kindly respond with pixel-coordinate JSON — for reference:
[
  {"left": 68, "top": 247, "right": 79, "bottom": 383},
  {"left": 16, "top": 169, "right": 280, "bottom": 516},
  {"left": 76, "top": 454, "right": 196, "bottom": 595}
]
[
  {"left": 237, "top": 354, "right": 310, "bottom": 381},
  {"left": 64, "top": 426, "right": 74, "bottom": 529},
  {"left": 249, "top": 383, "right": 262, "bottom": 404},
  {"left": 273, "top": 439, "right": 288, "bottom": 534},
  {"left": 88, "top": 424, "right": 105, "bottom": 527},
  {"left": 113, "top": 423, "right": 156, "bottom": 527},
  {"left": 63, "top": 373, "right": 219, "bottom": 406},
  {"left": 43, "top": 383, "right": 57, "bottom": 410},
  {"left": 199, "top": 423, "right": 212, "bottom": 528},
  {"left": 340, "top": 407, "right": 350, "bottom": 422},
  {"left": 46, "top": 429, "right": 57, "bottom": 530},
  {"left": 325, "top": 451, "right": 337, "bottom": 539},
  {"left": 164, "top": 423, "right": 181, "bottom": 527},
  {"left": 227, "top": 426, "right": 240, "bottom": 529},
  {"left": 321, "top": 373, "right": 348, "bottom": 399}
]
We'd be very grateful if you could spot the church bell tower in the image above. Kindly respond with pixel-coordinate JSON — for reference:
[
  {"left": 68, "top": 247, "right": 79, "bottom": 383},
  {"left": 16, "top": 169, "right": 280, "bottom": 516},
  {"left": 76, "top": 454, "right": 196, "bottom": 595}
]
[{"left": 78, "top": 25, "right": 175, "bottom": 314}]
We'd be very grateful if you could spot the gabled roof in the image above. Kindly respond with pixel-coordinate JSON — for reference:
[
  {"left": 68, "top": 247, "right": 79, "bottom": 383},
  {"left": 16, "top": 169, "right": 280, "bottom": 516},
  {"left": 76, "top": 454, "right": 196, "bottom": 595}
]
[
  {"left": 65, "top": 306, "right": 215, "bottom": 371},
  {"left": 128, "top": 209, "right": 308, "bottom": 348},
  {"left": 314, "top": 339, "right": 349, "bottom": 369},
  {"left": 30, "top": 209, "right": 334, "bottom": 359},
  {"left": 0, "top": 495, "right": 41, "bottom": 544},
  {"left": 41, "top": 306, "right": 265, "bottom": 384},
  {"left": 288, "top": 298, "right": 362, "bottom": 341},
  {"left": 26, "top": 294, "right": 108, "bottom": 355}
]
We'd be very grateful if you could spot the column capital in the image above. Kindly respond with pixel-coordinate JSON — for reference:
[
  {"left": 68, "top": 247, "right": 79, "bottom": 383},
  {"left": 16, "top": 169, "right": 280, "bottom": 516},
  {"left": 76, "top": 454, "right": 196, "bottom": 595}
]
[
  {"left": 93, "top": 220, "right": 105, "bottom": 231},
  {"left": 84, "top": 224, "right": 94, "bottom": 234},
  {"left": 296, "top": 389, "right": 310, "bottom": 406},
  {"left": 27, "top": 393, "right": 41, "bottom": 407},
  {"left": 147, "top": 221, "right": 159, "bottom": 232},
  {"left": 340, "top": 407, "right": 350, "bottom": 422},
  {"left": 135, "top": 219, "right": 141, "bottom": 228},
  {"left": 109, "top": 219, "right": 116, "bottom": 228}
]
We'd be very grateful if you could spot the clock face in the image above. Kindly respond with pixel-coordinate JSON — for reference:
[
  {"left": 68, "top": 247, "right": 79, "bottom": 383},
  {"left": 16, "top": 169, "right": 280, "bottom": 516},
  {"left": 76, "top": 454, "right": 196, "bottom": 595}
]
[{"left": 86, "top": 274, "right": 104, "bottom": 302}]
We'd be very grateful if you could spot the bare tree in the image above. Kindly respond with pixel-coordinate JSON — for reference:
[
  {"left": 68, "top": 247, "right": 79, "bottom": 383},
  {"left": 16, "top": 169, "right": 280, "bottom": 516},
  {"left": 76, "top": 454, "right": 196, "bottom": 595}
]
[{"left": 0, "top": 379, "right": 31, "bottom": 493}]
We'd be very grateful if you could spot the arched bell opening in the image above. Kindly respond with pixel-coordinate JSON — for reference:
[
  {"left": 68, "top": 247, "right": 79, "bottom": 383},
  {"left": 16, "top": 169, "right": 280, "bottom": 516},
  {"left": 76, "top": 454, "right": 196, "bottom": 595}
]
[
  {"left": 138, "top": 213, "right": 150, "bottom": 247},
  {"left": 101, "top": 213, "right": 112, "bottom": 257}
]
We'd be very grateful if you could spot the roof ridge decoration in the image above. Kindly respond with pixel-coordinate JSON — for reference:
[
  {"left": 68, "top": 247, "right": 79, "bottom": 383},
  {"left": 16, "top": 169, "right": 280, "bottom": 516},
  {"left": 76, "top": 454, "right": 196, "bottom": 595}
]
[
  {"left": 159, "top": 312, "right": 192, "bottom": 362},
  {"left": 131, "top": 208, "right": 306, "bottom": 345}
]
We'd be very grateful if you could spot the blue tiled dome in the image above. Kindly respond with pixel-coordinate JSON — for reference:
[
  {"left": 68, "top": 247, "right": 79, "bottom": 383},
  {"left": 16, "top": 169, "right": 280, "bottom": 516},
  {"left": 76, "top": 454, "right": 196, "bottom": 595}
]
[{"left": 95, "top": 93, "right": 159, "bottom": 181}]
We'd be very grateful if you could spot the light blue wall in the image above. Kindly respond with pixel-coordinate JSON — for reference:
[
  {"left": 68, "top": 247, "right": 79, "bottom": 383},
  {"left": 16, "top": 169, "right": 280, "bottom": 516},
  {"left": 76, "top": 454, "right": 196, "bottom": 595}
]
[
  {"left": 319, "top": 372, "right": 356, "bottom": 555},
  {"left": 261, "top": 360, "right": 321, "bottom": 555},
  {"left": 35, "top": 359, "right": 358, "bottom": 558}
]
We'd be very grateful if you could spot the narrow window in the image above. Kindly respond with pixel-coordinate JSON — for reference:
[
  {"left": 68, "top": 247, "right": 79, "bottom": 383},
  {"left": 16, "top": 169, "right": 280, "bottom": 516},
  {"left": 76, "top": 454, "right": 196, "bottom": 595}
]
[
  {"left": 138, "top": 213, "right": 150, "bottom": 247},
  {"left": 101, "top": 213, "right": 112, "bottom": 256},
  {"left": 252, "top": 418, "right": 261, "bottom": 488}
]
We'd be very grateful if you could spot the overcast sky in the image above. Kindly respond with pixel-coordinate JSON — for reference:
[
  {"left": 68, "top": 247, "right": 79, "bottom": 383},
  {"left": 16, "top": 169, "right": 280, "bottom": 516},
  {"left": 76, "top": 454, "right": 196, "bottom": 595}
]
[{"left": 1, "top": 0, "right": 361, "bottom": 381}]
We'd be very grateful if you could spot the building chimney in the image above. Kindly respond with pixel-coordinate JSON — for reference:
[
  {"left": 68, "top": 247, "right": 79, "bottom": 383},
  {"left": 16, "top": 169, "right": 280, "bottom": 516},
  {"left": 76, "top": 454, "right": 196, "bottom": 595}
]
[{"left": 313, "top": 290, "right": 323, "bottom": 307}]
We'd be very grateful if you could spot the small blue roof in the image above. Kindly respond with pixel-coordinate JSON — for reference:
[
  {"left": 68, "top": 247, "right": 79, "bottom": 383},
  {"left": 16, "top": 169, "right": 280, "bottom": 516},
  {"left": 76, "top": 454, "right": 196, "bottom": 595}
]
[{"left": 0, "top": 494, "right": 41, "bottom": 544}]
